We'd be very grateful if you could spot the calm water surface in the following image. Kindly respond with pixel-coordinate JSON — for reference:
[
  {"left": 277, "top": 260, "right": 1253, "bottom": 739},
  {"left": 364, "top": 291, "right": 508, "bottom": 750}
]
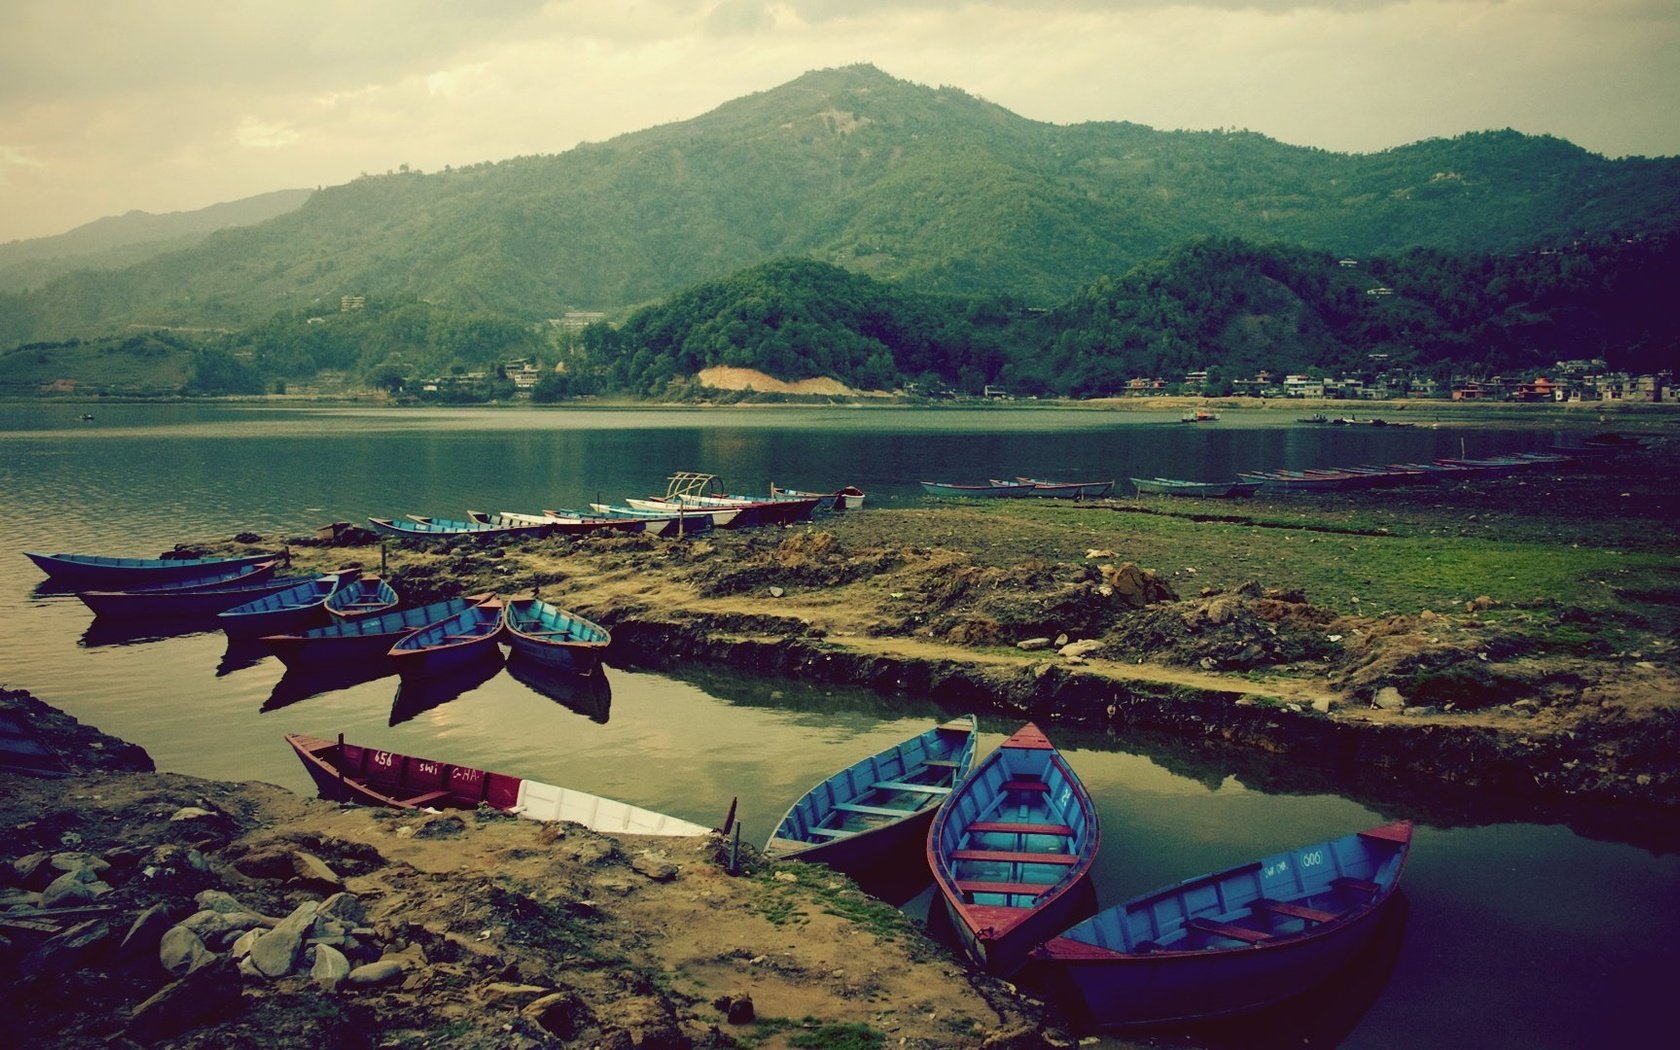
[{"left": 2, "top": 403, "right": 1674, "bottom": 1048}]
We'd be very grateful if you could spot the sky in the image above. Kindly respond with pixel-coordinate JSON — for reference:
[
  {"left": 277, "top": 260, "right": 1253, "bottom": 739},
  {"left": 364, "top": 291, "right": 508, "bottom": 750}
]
[{"left": 2, "top": 0, "right": 1677, "bottom": 245}]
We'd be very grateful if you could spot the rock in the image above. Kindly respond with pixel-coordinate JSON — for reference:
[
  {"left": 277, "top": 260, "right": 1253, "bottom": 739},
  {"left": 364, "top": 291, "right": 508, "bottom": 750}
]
[
  {"left": 50, "top": 851, "right": 110, "bottom": 876},
  {"left": 1312, "top": 697, "right": 1334, "bottom": 714},
  {"left": 18, "top": 918, "right": 111, "bottom": 980},
  {"left": 118, "top": 903, "right": 177, "bottom": 963},
  {"left": 630, "top": 854, "right": 679, "bottom": 882},
  {"left": 291, "top": 850, "right": 343, "bottom": 890},
  {"left": 11, "top": 851, "right": 55, "bottom": 889},
  {"left": 125, "top": 958, "right": 243, "bottom": 1044},
  {"left": 311, "top": 943, "right": 351, "bottom": 992},
  {"left": 347, "top": 957, "right": 408, "bottom": 986},
  {"left": 193, "top": 889, "right": 255, "bottom": 915},
  {"left": 168, "top": 806, "right": 215, "bottom": 822},
  {"left": 229, "top": 928, "right": 259, "bottom": 960},
  {"left": 248, "top": 900, "right": 320, "bottom": 978},
  {"left": 1016, "top": 637, "right": 1052, "bottom": 651},
  {"left": 1058, "top": 639, "right": 1102, "bottom": 659},
  {"left": 317, "top": 891, "right": 366, "bottom": 926},
  {"left": 41, "top": 866, "right": 109, "bottom": 908},
  {"left": 1102, "top": 562, "right": 1177, "bottom": 608},
  {"left": 768, "top": 586, "right": 784, "bottom": 598},
  {"left": 480, "top": 982, "right": 551, "bottom": 1007},
  {"left": 1053, "top": 633, "right": 1069, "bottom": 647},
  {"left": 1373, "top": 686, "right": 1406, "bottom": 711},
  {"left": 523, "top": 990, "right": 586, "bottom": 1038},
  {"left": 158, "top": 925, "right": 217, "bottom": 977},
  {"left": 715, "top": 992, "right": 755, "bottom": 1024}
]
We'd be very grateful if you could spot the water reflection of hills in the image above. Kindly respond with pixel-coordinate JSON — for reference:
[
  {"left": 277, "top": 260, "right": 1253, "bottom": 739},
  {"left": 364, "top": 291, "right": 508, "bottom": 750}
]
[
  {"left": 506, "top": 653, "right": 612, "bottom": 724},
  {"left": 388, "top": 652, "right": 504, "bottom": 726}
]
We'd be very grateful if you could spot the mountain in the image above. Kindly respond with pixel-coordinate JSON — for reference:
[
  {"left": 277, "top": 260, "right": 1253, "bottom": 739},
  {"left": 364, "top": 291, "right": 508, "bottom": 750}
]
[
  {"left": 0, "top": 189, "right": 313, "bottom": 294},
  {"left": 3, "top": 64, "right": 1678, "bottom": 347}
]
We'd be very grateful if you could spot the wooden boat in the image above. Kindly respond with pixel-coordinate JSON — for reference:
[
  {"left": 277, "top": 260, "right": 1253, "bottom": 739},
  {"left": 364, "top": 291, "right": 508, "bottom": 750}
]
[
  {"left": 324, "top": 574, "right": 399, "bottom": 620},
  {"left": 468, "top": 509, "right": 645, "bottom": 536},
  {"left": 588, "top": 503, "right": 716, "bottom": 536},
  {"left": 621, "top": 498, "right": 738, "bottom": 528},
  {"left": 921, "top": 480, "right": 1037, "bottom": 498},
  {"left": 771, "top": 484, "right": 867, "bottom": 511},
  {"left": 416, "top": 514, "right": 566, "bottom": 537},
  {"left": 389, "top": 598, "right": 505, "bottom": 676},
  {"left": 1129, "top": 478, "right": 1259, "bottom": 498},
  {"left": 1180, "top": 409, "right": 1219, "bottom": 423},
  {"left": 928, "top": 722, "right": 1100, "bottom": 975},
  {"left": 260, "top": 592, "right": 495, "bottom": 670},
  {"left": 502, "top": 597, "right": 611, "bottom": 675},
  {"left": 284, "top": 733, "right": 712, "bottom": 837},
  {"left": 73, "top": 559, "right": 287, "bottom": 618},
  {"left": 1237, "top": 470, "right": 1353, "bottom": 492},
  {"left": 1012, "top": 478, "right": 1115, "bottom": 499},
  {"left": 634, "top": 472, "right": 820, "bottom": 527},
  {"left": 26, "top": 548, "right": 282, "bottom": 589},
  {"left": 217, "top": 572, "right": 348, "bottom": 638},
  {"left": 1033, "top": 821, "right": 1414, "bottom": 1028},
  {"left": 367, "top": 517, "right": 551, "bottom": 540},
  {"left": 766, "top": 716, "right": 979, "bottom": 878}
]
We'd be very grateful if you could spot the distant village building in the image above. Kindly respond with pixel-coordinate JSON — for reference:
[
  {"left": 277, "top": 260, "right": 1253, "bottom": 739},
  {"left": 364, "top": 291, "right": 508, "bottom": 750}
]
[
  {"left": 340, "top": 295, "right": 365, "bottom": 312},
  {"left": 550, "top": 311, "right": 607, "bottom": 330}
]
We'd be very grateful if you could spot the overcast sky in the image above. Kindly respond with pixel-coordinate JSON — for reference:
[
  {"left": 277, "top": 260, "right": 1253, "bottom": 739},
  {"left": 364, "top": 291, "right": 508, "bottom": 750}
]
[{"left": 2, "top": 0, "right": 1676, "bottom": 245}]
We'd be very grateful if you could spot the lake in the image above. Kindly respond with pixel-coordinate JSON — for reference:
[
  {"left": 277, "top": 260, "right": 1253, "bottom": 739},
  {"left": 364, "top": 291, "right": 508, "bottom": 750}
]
[{"left": 2, "top": 402, "right": 1674, "bottom": 1047}]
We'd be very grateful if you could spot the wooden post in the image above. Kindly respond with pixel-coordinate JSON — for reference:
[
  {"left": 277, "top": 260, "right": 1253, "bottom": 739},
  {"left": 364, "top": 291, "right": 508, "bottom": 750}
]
[{"left": 729, "top": 820, "right": 741, "bottom": 875}]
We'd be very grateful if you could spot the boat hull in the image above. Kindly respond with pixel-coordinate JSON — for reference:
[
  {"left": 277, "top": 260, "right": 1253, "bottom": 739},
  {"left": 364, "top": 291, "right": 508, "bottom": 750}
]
[
  {"left": 928, "top": 722, "right": 1100, "bottom": 976},
  {"left": 261, "top": 593, "right": 492, "bottom": 670},
  {"left": 27, "top": 549, "right": 281, "bottom": 589},
  {"left": 1035, "top": 822, "right": 1413, "bottom": 1028},
  {"left": 284, "top": 733, "right": 710, "bottom": 836},
  {"left": 921, "top": 481, "right": 1036, "bottom": 498},
  {"left": 217, "top": 574, "right": 344, "bottom": 639},
  {"left": 766, "top": 716, "right": 979, "bottom": 880},
  {"left": 503, "top": 597, "right": 611, "bottom": 675},
  {"left": 389, "top": 599, "right": 505, "bottom": 677}
]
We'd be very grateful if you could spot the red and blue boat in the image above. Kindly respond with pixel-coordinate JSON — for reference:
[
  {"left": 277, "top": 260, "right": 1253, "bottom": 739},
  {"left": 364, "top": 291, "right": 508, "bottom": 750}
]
[{"left": 928, "top": 722, "right": 1100, "bottom": 975}]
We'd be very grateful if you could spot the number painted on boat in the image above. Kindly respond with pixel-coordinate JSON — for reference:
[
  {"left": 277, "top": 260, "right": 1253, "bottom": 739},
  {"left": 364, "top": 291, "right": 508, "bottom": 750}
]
[
  {"left": 1301, "top": 849, "right": 1324, "bottom": 867},
  {"left": 371, "top": 751, "right": 396, "bottom": 768}
]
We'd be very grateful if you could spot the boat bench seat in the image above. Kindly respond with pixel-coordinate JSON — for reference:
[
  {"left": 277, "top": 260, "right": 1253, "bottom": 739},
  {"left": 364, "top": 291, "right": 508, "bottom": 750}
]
[
  {"left": 1187, "top": 917, "right": 1272, "bottom": 944},
  {"left": 957, "top": 879, "right": 1053, "bottom": 898},
  {"left": 806, "top": 826, "right": 857, "bottom": 839},
  {"left": 1331, "top": 876, "right": 1381, "bottom": 898},
  {"left": 1253, "top": 898, "right": 1339, "bottom": 924},
  {"left": 952, "top": 849, "right": 1077, "bottom": 865},
  {"left": 833, "top": 801, "right": 912, "bottom": 818},
  {"left": 398, "top": 790, "right": 453, "bottom": 807},
  {"left": 873, "top": 779, "right": 951, "bottom": 794},
  {"left": 924, "top": 759, "right": 963, "bottom": 769},
  {"left": 1000, "top": 779, "right": 1049, "bottom": 793},
  {"left": 967, "top": 821, "right": 1074, "bottom": 836}
]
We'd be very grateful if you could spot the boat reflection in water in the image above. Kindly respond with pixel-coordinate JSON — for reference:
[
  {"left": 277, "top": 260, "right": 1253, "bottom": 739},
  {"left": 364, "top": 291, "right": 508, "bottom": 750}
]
[
  {"left": 262, "top": 659, "right": 399, "bottom": 713},
  {"left": 505, "top": 650, "right": 612, "bottom": 724},
  {"left": 388, "top": 650, "right": 505, "bottom": 726},
  {"left": 216, "top": 636, "right": 272, "bottom": 677},
  {"left": 79, "top": 615, "right": 219, "bottom": 648}
]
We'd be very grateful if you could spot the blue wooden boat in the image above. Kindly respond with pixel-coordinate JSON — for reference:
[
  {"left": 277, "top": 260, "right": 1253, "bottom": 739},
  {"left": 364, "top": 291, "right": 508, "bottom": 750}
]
[
  {"left": 766, "top": 715, "right": 978, "bottom": 879},
  {"left": 73, "top": 559, "right": 290, "bottom": 619},
  {"left": 324, "top": 574, "right": 400, "bottom": 620},
  {"left": 1033, "top": 822, "right": 1413, "bottom": 1028},
  {"left": 921, "top": 480, "right": 1037, "bottom": 498},
  {"left": 502, "top": 597, "right": 611, "bottom": 675},
  {"left": 389, "top": 598, "right": 505, "bottom": 677},
  {"left": 260, "top": 592, "right": 494, "bottom": 670},
  {"left": 928, "top": 722, "right": 1100, "bottom": 975},
  {"left": 467, "top": 509, "right": 646, "bottom": 535},
  {"left": 26, "top": 549, "right": 282, "bottom": 589},
  {"left": 217, "top": 572, "right": 347, "bottom": 638}
]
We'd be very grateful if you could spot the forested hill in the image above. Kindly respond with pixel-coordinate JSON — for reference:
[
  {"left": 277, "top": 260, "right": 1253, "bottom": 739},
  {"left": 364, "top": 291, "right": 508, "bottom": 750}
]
[{"left": 4, "top": 63, "right": 1679, "bottom": 347}]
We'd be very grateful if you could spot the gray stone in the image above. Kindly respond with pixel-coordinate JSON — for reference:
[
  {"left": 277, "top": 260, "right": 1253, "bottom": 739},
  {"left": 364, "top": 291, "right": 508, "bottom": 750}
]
[
  {"left": 1016, "top": 637, "right": 1052, "bottom": 651},
  {"left": 292, "top": 850, "right": 343, "bottom": 889},
  {"left": 41, "top": 867, "right": 109, "bottom": 908},
  {"left": 347, "top": 957, "right": 407, "bottom": 986},
  {"left": 159, "top": 925, "right": 217, "bottom": 977},
  {"left": 194, "top": 889, "right": 254, "bottom": 915},
  {"left": 523, "top": 991, "right": 585, "bottom": 1039},
  {"left": 11, "top": 851, "right": 54, "bottom": 889},
  {"left": 169, "top": 806, "right": 215, "bottom": 822},
  {"left": 1058, "top": 639, "right": 1102, "bottom": 659},
  {"left": 311, "top": 943, "right": 351, "bottom": 992},
  {"left": 1373, "top": 686, "right": 1406, "bottom": 711},
  {"left": 50, "top": 851, "right": 110, "bottom": 876},
  {"left": 1312, "top": 697, "right": 1334, "bottom": 714},
  {"left": 230, "top": 928, "right": 260, "bottom": 960},
  {"left": 317, "top": 891, "right": 366, "bottom": 926},
  {"left": 630, "top": 854, "right": 678, "bottom": 882},
  {"left": 481, "top": 982, "right": 551, "bottom": 1007},
  {"left": 248, "top": 900, "right": 320, "bottom": 978}
]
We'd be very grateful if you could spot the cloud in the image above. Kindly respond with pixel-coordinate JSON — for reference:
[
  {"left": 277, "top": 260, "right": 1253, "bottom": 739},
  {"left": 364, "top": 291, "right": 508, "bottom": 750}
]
[{"left": 235, "top": 118, "right": 301, "bottom": 150}]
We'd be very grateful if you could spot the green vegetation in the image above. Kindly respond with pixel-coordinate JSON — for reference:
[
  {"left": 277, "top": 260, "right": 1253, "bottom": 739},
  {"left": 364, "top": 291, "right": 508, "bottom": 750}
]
[{"left": 4, "top": 63, "right": 1678, "bottom": 360}]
